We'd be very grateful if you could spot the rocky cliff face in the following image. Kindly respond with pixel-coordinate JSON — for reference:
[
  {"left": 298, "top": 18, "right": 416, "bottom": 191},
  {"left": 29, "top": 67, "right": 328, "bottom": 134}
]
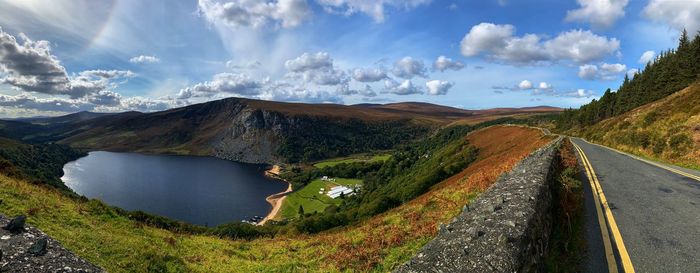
[{"left": 212, "top": 108, "right": 286, "bottom": 164}]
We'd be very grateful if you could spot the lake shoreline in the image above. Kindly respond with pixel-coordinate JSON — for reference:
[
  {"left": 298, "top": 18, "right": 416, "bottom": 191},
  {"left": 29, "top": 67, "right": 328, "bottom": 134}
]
[{"left": 258, "top": 165, "right": 291, "bottom": 226}]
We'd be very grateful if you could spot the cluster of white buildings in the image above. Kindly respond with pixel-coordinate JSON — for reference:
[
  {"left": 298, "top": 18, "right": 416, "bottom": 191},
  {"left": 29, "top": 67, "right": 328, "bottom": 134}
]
[
  {"left": 326, "top": 186, "right": 355, "bottom": 199},
  {"left": 318, "top": 176, "right": 361, "bottom": 199}
]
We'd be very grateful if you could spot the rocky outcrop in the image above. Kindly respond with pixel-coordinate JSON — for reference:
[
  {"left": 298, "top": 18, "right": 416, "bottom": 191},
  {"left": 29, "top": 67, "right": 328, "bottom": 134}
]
[
  {"left": 0, "top": 215, "right": 104, "bottom": 273},
  {"left": 213, "top": 108, "right": 285, "bottom": 164},
  {"left": 395, "top": 137, "right": 563, "bottom": 273}
]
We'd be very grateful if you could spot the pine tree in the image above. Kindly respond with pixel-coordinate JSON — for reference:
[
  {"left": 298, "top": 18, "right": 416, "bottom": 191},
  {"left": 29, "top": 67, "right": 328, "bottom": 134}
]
[{"left": 298, "top": 205, "right": 305, "bottom": 217}]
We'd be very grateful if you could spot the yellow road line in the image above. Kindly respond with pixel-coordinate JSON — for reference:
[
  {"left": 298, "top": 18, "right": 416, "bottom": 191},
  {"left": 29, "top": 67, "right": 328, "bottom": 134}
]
[
  {"left": 573, "top": 143, "right": 618, "bottom": 273},
  {"left": 574, "top": 141, "right": 636, "bottom": 273},
  {"left": 581, "top": 139, "right": 700, "bottom": 182}
]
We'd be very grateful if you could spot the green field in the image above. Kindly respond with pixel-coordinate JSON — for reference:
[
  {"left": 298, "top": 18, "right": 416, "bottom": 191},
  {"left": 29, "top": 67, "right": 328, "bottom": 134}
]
[
  {"left": 313, "top": 154, "right": 391, "bottom": 169},
  {"left": 278, "top": 178, "right": 362, "bottom": 219}
]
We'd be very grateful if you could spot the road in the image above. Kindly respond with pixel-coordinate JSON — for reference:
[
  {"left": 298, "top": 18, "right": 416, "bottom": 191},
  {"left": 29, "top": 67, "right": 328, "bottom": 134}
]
[{"left": 571, "top": 138, "right": 700, "bottom": 273}]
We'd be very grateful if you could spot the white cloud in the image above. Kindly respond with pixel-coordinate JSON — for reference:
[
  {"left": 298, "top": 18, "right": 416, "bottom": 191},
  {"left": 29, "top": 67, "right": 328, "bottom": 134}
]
[
  {"left": 226, "top": 60, "right": 261, "bottom": 69},
  {"left": 425, "top": 80, "right": 453, "bottom": 95},
  {"left": 197, "top": 0, "right": 311, "bottom": 29},
  {"left": 316, "top": 0, "right": 431, "bottom": 23},
  {"left": 565, "top": 0, "right": 629, "bottom": 29},
  {"left": 285, "top": 52, "right": 333, "bottom": 72},
  {"left": 643, "top": 0, "right": 700, "bottom": 34},
  {"left": 538, "top": 82, "right": 552, "bottom": 90},
  {"left": 284, "top": 52, "right": 348, "bottom": 86},
  {"left": 351, "top": 68, "right": 387, "bottom": 82},
  {"left": 391, "top": 56, "right": 427, "bottom": 79},
  {"left": 383, "top": 79, "right": 422, "bottom": 95},
  {"left": 177, "top": 73, "right": 262, "bottom": 99},
  {"left": 460, "top": 23, "right": 620, "bottom": 65},
  {"left": 518, "top": 80, "right": 533, "bottom": 90},
  {"left": 568, "top": 89, "right": 595, "bottom": 98},
  {"left": 578, "top": 63, "right": 626, "bottom": 80},
  {"left": 433, "top": 56, "right": 465, "bottom": 72},
  {"left": 638, "top": 50, "right": 655, "bottom": 64},
  {"left": 129, "top": 55, "right": 160, "bottom": 64},
  {"left": 627, "top": 68, "right": 639, "bottom": 78},
  {"left": 0, "top": 28, "right": 133, "bottom": 99}
]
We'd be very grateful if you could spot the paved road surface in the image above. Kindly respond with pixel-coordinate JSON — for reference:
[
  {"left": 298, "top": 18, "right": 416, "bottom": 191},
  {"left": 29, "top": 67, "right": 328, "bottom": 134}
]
[{"left": 571, "top": 138, "right": 700, "bottom": 273}]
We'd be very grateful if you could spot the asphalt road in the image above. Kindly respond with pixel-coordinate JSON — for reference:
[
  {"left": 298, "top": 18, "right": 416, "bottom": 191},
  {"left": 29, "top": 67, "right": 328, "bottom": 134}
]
[{"left": 571, "top": 138, "right": 700, "bottom": 273}]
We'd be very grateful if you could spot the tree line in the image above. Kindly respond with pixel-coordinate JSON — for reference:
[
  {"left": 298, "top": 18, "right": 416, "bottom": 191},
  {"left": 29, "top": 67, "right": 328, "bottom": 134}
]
[{"left": 557, "top": 29, "right": 700, "bottom": 130}]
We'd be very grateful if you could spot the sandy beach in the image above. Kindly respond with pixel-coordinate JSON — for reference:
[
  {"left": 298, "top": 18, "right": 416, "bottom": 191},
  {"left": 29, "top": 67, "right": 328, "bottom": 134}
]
[{"left": 258, "top": 165, "right": 290, "bottom": 226}]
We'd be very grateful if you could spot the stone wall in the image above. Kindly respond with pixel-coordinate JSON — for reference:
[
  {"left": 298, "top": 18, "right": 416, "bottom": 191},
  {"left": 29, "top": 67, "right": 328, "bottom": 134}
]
[{"left": 395, "top": 137, "right": 563, "bottom": 273}]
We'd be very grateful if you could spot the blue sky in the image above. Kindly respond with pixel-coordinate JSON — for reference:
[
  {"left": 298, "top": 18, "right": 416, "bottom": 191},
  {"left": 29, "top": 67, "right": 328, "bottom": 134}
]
[{"left": 0, "top": 0, "right": 697, "bottom": 117}]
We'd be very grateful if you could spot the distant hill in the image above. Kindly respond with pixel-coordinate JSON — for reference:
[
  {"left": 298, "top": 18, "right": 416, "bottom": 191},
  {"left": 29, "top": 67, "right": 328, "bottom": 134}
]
[
  {"left": 576, "top": 81, "right": 700, "bottom": 169},
  {"left": 15, "top": 111, "right": 115, "bottom": 125},
  {"left": 0, "top": 97, "right": 561, "bottom": 164}
]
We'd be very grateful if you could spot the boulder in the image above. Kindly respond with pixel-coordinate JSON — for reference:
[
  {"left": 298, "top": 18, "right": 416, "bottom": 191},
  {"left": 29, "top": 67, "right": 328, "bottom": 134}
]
[
  {"left": 3, "top": 215, "right": 26, "bottom": 234},
  {"left": 28, "top": 238, "right": 48, "bottom": 256}
]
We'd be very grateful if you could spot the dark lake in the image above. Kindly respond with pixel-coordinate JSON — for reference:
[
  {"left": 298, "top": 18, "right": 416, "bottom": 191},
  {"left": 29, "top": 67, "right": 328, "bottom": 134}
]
[{"left": 61, "top": 151, "right": 287, "bottom": 227}]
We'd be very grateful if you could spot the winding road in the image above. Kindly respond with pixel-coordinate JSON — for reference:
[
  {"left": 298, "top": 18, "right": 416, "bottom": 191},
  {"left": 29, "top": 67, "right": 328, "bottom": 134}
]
[{"left": 571, "top": 138, "right": 700, "bottom": 273}]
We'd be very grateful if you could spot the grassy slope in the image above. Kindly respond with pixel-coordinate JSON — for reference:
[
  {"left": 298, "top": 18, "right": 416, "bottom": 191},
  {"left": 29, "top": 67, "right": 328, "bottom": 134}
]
[
  {"left": 574, "top": 82, "right": 700, "bottom": 169},
  {"left": 0, "top": 126, "right": 551, "bottom": 272},
  {"left": 279, "top": 178, "right": 363, "bottom": 219},
  {"left": 313, "top": 154, "right": 391, "bottom": 169}
]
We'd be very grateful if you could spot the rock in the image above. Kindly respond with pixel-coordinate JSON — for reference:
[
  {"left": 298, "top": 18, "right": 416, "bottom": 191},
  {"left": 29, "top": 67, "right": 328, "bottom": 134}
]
[
  {"left": 3, "top": 215, "right": 26, "bottom": 234},
  {"left": 28, "top": 238, "right": 48, "bottom": 256}
]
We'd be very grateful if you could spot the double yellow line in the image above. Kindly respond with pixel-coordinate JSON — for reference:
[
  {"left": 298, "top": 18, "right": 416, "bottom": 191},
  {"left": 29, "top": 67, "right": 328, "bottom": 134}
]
[{"left": 572, "top": 140, "right": 636, "bottom": 273}]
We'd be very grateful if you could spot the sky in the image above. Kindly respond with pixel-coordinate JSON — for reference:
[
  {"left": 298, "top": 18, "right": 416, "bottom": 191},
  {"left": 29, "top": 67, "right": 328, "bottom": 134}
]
[{"left": 0, "top": 0, "right": 698, "bottom": 118}]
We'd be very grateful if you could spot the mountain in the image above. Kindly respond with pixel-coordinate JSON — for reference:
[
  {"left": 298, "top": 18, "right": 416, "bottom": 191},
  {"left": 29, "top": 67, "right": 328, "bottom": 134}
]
[
  {"left": 576, "top": 82, "right": 700, "bottom": 169},
  {"left": 14, "top": 111, "right": 114, "bottom": 125},
  {"left": 0, "top": 97, "right": 562, "bottom": 164}
]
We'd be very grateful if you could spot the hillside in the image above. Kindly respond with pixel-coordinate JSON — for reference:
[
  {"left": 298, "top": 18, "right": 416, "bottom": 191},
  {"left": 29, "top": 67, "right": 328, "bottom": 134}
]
[
  {"left": 0, "top": 97, "right": 561, "bottom": 164},
  {"left": 0, "top": 126, "right": 553, "bottom": 272},
  {"left": 575, "top": 82, "right": 700, "bottom": 169},
  {"left": 557, "top": 30, "right": 700, "bottom": 130}
]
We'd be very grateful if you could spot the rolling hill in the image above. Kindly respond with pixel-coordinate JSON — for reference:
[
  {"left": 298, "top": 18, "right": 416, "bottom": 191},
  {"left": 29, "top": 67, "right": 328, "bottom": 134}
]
[{"left": 0, "top": 97, "right": 561, "bottom": 164}]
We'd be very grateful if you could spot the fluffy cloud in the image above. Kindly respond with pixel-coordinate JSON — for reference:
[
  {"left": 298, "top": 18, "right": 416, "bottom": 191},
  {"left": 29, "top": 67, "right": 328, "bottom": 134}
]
[
  {"left": 285, "top": 52, "right": 333, "bottom": 72},
  {"left": 425, "top": 80, "right": 453, "bottom": 95},
  {"left": 129, "top": 55, "right": 160, "bottom": 64},
  {"left": 392, "top": 57, "right": 427, "bottom": 79},
  {"left": 538, "top": 82, "right": 552, "bottom": 90},
  {"left": 518, "top": 80, "right": 533, "bottom": 90},
  {"left": 460, "top": 23, "right": 620, "bottom": 65},
  {"left": 433, "top": 56, "right": 465, "bottom": 72},
  {"left": 643, "top": 0, "right": 700, "bottom": 34},
  {"left": 567, "top": 89, "right": 595, "bottom": 98},
  {"left": 0, "top": 28, "right": 133, "bottom": 99},
  {"left": 578, "top": 63, "right": 626, "bottom": 80},
  {"left": 565, "top": 0, "right": 629, "bottom": 29},
  {"left": 177, "top": 73, "right": 262, "bottom": 99},
  {"left": 316, "top": 0, "right": 431, "bottom": 23},
  {"left": 638, "top": 50, "right": 655, "bottom": 64},
  {"left": 383, "top": 79, "right": 422, "bottom": 95},
  {"left": 627, "top": 68, "right": 639, "bottom": 78},
  {"left": 197, "top": 0, "right": 311, "bottom": 29},
  {"left": 351, "top": 68, "right": 387, "bottom": 82},
  {"left": 285, "top": 52, "right": 348, "bottom": 86}
]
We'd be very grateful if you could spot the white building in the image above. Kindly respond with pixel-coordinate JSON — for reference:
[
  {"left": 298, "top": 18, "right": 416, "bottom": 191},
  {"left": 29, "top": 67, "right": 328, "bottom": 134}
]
[{"left": 326, "top": 186, "right": 355, "bottom": 199}]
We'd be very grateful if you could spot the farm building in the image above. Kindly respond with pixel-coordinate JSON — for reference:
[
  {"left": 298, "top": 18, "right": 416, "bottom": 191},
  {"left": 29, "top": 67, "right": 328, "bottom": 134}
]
[{"left": 326, "top": 186, "right": 354, "bottom": 199}]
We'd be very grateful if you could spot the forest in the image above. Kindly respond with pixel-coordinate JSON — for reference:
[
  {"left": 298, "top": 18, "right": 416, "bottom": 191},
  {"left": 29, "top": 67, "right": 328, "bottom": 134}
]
[{"left": 556, "top": 30, "right": 700, "bottom": 130}]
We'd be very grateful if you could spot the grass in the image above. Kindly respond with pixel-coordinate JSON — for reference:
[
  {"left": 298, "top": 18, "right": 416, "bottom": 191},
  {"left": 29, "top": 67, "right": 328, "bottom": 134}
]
[
  {"left": 573, "top": 82, "right": 700, "bottom": 171},
  {"left": 278, "top": 178, "right": 363, "bottom": 219},
  {"left": 0, "top": 125, "right": 552, "bottom": 272},
  {"left": 313, "top": 154, "right": 391, "bottom": 169},
  {"left": 546, "top": 138, "right": 586, "bottom": 272}
]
